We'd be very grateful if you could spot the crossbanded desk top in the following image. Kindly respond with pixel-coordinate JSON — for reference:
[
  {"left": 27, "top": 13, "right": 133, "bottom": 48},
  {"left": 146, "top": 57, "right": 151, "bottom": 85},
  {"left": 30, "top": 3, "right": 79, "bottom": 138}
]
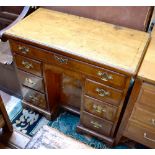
[{"left": 4, "top": 8, "right": 150, "bottom": 75}]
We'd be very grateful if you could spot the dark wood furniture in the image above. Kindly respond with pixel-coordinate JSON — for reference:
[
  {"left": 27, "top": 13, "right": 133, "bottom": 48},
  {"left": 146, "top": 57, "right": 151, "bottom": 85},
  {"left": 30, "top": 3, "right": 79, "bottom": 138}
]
[
  {"left": 0, "top": 95, "right": 12, "bottom": 133},
  {"left": 115, "top": 27, "right": 155, "bottom": 148},
  {"left": 4, "top": 8, "right": 149, "bottom": 145}
]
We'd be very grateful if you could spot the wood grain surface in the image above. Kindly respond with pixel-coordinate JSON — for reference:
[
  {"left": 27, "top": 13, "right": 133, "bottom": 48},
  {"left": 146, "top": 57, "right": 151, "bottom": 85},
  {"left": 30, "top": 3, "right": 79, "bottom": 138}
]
[
  {"left": 138, "top": 27, "right": 155, "bottom": 84},
  {"left": 5, "top": 8, "right": 150, "bottom": 75}
]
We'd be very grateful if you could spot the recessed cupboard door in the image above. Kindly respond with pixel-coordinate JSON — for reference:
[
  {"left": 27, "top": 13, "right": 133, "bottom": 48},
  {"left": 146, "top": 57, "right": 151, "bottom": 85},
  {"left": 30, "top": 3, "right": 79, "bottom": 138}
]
[{"left": 43, "top": 64, "right": 84, "bottom": 115}]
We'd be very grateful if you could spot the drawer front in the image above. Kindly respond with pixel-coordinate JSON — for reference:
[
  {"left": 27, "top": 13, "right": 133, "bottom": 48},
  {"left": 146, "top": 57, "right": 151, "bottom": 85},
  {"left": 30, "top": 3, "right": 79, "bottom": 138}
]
[
  {"left": 85, "top": 79, "right": 123, "bottom": 106},
  {"left": 124, "top": 120, "right": 155, "bottom": 148},
  {"left": 84, "top": 95, "right": 118, "bottom": 122},
  {"left": 14, "top": 54, "right": 42, "bottom": 77},
  {"left": 137, "top": 83, "right": 155, "bottom": 110},
  {"left": 10, "top": 40, "right": 126, "bottom": 89},
  {"left": 18, "top": 70, "right": 45, "bottom": 93},
  {"left": 130, "top": 106, "right": 155, "bottom": 129},
  {"left": 81, "top": 111, "right": 113, "bottom": 136},
  {"left": 51, "top": 54, "right": 126, "bottom": 90},
  {"left": 22, "top": 86, "right": 46, "bottom": 109}
]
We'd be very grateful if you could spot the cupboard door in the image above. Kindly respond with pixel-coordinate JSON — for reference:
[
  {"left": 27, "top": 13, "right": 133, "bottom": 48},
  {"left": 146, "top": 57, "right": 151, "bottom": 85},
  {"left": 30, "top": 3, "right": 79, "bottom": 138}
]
[
  {"left": 60, "top": 74, "right": 82, "bottom": 111},
  {"left": 44, "top": 64, "right": 83, "bottom": 114}
]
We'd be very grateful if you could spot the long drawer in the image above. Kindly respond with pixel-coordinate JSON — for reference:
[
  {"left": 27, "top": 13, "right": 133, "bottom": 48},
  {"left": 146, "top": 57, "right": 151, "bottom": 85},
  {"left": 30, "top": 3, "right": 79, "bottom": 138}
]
[
  {"left": 22, "top": 86, "right": 47, "bottom": 109},
  {"left": 124, "top": 120, "right": 155, "bottom": 148},
  {"left": 18, "top": 70, "right": 45, "bottom": 93},
  {"left": 130, "top": 105, "right": 155, "bottom": 130},
  {"left": 14, "top": 54, "right": 42, "bottom": 77},
  {"left": 85, "top": 79, "right": 123, "bottom": 106},
  {"left": 81, "top": 111, "right": 113, "bottom": 136},
  {"left": 10, "top": 40, "right": 127, "bottom": 90},
  {"left": 83, "top": 95, "right": 118, "bottom": 122}
]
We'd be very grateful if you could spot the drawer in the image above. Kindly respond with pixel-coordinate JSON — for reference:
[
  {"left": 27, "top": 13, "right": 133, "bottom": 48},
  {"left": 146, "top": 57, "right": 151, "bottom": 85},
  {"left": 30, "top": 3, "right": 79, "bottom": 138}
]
[
  {"left": 137, "top": 83, "right": 155, "bottom": 110},
  {"left": 130, "top": 106, "right": 155, "bottom": 129},
  {"left": 18, "top": 70, "right": 45, "bottom": 93},
  {"left": 85, "top": 79, "right": 123, "bottom": 106},
  {"left": 51, "top": 54, "right": 126, "bottom": 90},
  {"left": 81, "top": 111, "right": 113, "bottom": 136},
  {"left": 22, "top": 86, "right": 47, "bottom": 109},
  {"left": 83, "top": 95, "right": 118, "bottom": 122},
  {"left": 14, "top": 54, "right": 42, "bottom": 77},
  {"left": 124, "top": 120, "right": 155, "bottom": 148},
  {"left": 10, "top": 40, "right": 127, "bottom": 89}
]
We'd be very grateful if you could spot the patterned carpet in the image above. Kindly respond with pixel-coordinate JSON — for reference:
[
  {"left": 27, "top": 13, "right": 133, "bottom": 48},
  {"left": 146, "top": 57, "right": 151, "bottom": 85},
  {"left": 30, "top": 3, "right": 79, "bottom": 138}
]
[{"left": 11, "top": 106, "right": 145, "bottom": 149}]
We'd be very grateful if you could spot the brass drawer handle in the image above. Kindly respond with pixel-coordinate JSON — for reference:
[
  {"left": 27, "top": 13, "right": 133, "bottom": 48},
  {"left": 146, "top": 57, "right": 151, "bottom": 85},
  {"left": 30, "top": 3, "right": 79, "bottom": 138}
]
[
  {"left": 25, "top": 78, "right": 35, "bottom": 85},
  {"left": 97, "top": 71, "right": 113, "bottom": 81},
  {"left": 54, "top": 55, "right": 68, "bottom": 64},
  {"left": 22, "top": 61, "right": 33, "bottom": 69},
  {"left": 96, "top": 88, "right": 110, "bottom": 97},
  {"left": 144, "top": 133, "right": 155, "bottom": 142},
  {"left": 90, "top": 121, "right": 102, "bottom": 129},
  {"left": 18, "top": 45, "right": 29, "bottom": 54},
  {"left": 93, "top": 104, "right": 106, "bottom": 113}
]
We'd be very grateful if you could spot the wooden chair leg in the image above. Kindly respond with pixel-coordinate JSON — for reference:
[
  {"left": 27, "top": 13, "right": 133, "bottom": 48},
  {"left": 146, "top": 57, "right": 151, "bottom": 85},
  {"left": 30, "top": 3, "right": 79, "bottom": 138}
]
[{"left": 0, "top": 96, "right": 13, "bottom": 133}]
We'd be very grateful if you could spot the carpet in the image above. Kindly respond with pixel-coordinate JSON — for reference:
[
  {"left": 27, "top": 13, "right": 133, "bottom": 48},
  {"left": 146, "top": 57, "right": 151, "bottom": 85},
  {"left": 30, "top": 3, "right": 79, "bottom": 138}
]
[
  {"left": 11, "top": 106, "right": 140, "bottom": 149},
  {"left": 25, "top": 125, "right": 92, "bottom": 149}
]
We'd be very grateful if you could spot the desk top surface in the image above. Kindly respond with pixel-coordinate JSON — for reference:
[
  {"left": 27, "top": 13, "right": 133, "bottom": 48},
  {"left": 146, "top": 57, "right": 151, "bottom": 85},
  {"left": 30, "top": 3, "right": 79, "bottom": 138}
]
[
  {"left": 5, "top": 8, "right": 150, "bottom": 75},
  {"left": 138, "top": 27, "right": 155, "bottom": 84}
]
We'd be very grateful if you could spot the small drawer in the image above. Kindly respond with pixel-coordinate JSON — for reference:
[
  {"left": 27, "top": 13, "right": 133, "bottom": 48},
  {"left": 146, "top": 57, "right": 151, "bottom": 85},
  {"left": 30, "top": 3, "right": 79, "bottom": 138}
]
[
  {"left": 14, "top": 54, "right": 42, "bottom": 77},
  {"left": 81, "top": 111, "right": 113, "bottom": 136},
  {"left": 130, "top": 106, "right": 155, "bottom": 129},
  {"left": 85, "top": 79, "right": 123, "bottom": 106},
  {"left": 83, "top": 95, "right": 118, "bottom": 122},
  {"left": 10, "top": 40, "right": 127, "bottom": 90},
  {"left": 22, "top": 86, "right": 47, "bottom": 109},
  {"left": 18, "top": 70, "right": 45, "bottom": 93},
  {"left": 137, "top": 83, "right": 155, "bottom": 110},
  {"left": 10, "top": 40, "right": 38, "bottom": 58},
  {"left": 125, "top": 120, "right": 155, "bottom": 148}
]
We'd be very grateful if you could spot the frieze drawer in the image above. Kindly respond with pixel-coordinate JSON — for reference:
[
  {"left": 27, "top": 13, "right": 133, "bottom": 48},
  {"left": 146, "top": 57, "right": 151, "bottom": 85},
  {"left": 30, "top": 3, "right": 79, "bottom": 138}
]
[
  {"left": 136, "top": 83, "right": 155, "bottom": 109},
  {"left": 14, "top": 54, "right": 42, "bottom": 77}
]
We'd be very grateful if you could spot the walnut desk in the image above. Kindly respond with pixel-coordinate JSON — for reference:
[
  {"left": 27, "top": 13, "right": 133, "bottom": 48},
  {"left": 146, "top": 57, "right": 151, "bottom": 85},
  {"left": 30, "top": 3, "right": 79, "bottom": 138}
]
[{"left": 4, "top": 8, "right": 149, "bottom": 145}]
